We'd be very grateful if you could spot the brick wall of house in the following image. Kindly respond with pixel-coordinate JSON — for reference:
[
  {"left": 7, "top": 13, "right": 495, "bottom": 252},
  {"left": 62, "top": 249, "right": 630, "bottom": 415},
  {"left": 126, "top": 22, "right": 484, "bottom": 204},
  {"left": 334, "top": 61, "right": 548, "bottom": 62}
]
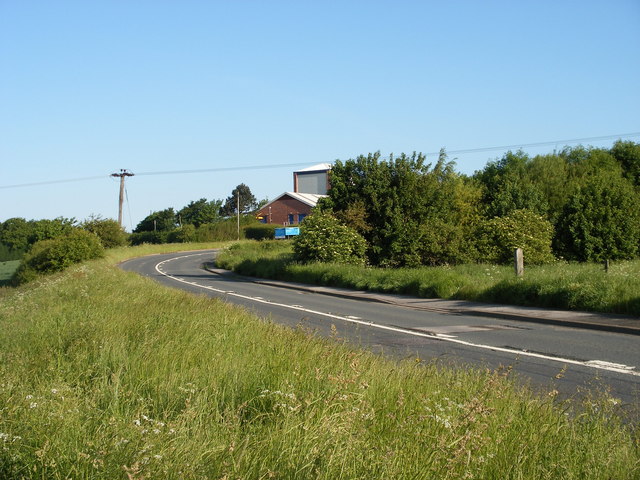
[{"left": 256, "top": 195, "right": 313, "bottom": 225}]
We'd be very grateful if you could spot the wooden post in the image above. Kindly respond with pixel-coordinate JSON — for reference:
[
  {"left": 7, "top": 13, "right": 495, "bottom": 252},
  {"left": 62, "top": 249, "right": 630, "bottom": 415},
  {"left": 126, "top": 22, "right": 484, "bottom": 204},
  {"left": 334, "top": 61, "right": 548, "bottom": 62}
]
[
  {"left": 604, "top": 259, "right": 610, "bottom": 272},
  {"left": 514, "top": 248, "right": 524, "bottom": 277}
]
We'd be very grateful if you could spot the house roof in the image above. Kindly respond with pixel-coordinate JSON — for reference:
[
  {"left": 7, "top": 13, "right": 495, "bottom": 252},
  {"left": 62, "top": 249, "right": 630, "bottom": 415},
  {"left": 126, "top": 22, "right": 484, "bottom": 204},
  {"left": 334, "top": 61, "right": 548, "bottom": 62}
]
[
  {"left": 294, "top": 163, "right": 332, "bottom": 173},
  {"left": 260, "top": 192, "right": 327, "bottom": 210}
]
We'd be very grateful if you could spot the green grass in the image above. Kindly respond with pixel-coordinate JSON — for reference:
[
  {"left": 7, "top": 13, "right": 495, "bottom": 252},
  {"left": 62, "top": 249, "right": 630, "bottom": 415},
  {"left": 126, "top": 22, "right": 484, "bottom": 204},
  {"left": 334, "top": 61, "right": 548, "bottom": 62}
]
[
  {"left": 216, "top": 241, "right": 640, "bottom": 317},
  {"left": 0, "top": 244, "right": 638, "bottom": 478}
]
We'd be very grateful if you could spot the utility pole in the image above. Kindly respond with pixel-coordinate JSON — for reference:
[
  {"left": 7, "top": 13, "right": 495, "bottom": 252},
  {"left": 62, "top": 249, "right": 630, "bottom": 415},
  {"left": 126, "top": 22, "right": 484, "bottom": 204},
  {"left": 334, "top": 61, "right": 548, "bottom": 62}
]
[
  {"left": 111, "top": 169, "right": 134, "bottom": 228},
  {"left": 237, "top": 190, "right": 240, "bottom": 240}
]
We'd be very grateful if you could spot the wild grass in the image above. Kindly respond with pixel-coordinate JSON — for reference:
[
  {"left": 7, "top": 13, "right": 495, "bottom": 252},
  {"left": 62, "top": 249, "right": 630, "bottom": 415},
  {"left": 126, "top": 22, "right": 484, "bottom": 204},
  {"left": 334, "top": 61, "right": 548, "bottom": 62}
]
[
  {"left": 0, "top": 244, "right": 638, "bottom": 478},
  {"left": 216, "top": 241, "right": 640, "bottom": 316}
]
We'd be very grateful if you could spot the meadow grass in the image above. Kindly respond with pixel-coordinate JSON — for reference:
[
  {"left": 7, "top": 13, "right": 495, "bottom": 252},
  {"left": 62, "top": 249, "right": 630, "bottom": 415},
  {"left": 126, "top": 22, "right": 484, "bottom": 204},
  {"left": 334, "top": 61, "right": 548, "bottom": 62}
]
[
  {"left": 0, "top": 243, "right": 638, "bottom": 478},
  {"left": 216, "top": 241, "right": 640, "bottom": 316}
]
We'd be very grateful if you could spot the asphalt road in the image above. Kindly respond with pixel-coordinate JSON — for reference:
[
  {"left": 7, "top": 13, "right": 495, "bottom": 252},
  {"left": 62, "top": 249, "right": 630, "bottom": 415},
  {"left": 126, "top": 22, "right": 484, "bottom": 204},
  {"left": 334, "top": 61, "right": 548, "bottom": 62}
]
[{"left": 120, "top": 249, "right": 640, "bottom": 415}]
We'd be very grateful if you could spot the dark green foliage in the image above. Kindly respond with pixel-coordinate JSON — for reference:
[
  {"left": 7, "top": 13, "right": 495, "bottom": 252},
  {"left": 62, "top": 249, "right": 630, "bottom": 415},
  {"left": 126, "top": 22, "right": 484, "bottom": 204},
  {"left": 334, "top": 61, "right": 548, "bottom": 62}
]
[
  {"left": 556, "top": 174, "right": 640, "bottom": 261},
  {"left": 0, "top": 217, "right": 76, "bottom": 252},
  {"left": 610, "top": 140, "right": 640, "bottom": 187},
  {"left": 0, "top": 243, "right": 25, "bottom": 262},
  {"left": 129, "top": 231, "right": 170, "bottom": 245},
  {"left": 167, "top": 224, "right": 197, "bottom": 243},
  {"left": 80, "top": 215, "right": 128, "bottom": 248},
  {"left": 177, "top": 198, "right": 222, "bottom": 227},
  {"left": 476, "top": 209, "right": 555, "bottom": 265},
  {"left": 293, "top": 213, "right": 366, "bottom": 265},
  {"left": 134, "top": 208, "right": 178, "bottom": 233},
  {"left": 0, "top": 217, "right": 31, "bottom": 251},
  {"left": 244, "top": 224, "right": 279, "bottom": 241},
  {"left": 12, "top": 229, "right": 104, "bottom": 284},
  {"left": 324, "top": 150, "right": 481, "bottom": 267},
  {"left": 474, "top": 150, "right": 548, "bottom": 218},
  {"left": 219, "top": 184, "right": 258, "bottom": 216}
]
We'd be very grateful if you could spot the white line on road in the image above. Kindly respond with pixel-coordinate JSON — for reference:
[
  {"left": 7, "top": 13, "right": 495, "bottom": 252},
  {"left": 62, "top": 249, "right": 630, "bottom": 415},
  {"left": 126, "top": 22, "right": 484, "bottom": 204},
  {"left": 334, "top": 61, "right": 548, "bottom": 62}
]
[{"left": 154, "top": 253, "right": 640, "bottom": 378}]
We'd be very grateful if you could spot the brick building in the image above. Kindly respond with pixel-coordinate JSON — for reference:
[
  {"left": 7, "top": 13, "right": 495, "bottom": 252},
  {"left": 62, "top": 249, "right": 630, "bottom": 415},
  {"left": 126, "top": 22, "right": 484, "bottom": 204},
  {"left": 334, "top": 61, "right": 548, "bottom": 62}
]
[{"left": 256, "top": 164, "right": 330, "bottom": 225}]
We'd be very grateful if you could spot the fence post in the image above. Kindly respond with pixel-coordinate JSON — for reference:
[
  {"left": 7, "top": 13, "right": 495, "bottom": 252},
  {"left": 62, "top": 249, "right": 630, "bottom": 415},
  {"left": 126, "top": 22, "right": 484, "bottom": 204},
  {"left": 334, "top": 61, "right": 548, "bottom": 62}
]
[
  {"left": 604, "top": 259, "right": 610, "bottom": 272},
  {"left": 514, "top": 248, "right": 524, "bottom": 277}
]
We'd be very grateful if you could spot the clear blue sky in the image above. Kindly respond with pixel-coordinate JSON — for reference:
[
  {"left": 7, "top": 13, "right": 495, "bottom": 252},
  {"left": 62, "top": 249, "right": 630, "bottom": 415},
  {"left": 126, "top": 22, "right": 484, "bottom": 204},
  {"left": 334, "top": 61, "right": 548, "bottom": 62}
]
[{"left": 2, "top": 1, "right": 639, "bottom": 230}]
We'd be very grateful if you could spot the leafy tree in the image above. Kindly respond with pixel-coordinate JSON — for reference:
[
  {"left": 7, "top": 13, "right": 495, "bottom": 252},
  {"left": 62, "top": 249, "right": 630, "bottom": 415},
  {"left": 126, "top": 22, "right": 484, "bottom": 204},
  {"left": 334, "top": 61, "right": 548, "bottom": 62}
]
[
  {"left": 219, "top": 184, "right": 257, "bottom": 217},
  {"left": 0, "top": 217, "right": 31, "bottom": 251},
  {"left": 610, "top": 140, "right": 640, "bottom": 187},
  {"left": 293, "top": 213, "right": 367, "bottom": 265},
  {"left": 28, "top": 218, "right": 76, "bottom": 244},
  {"left": 556, "top": 174, "right": 640, "bottom": 261},
  {"left": 177, "top": 198, "right": 222, "bottom": 228},
  {"left": 474, "top": 150, "right": 548, "bottom": 218},
  {"left": 81, "top": 215, "right": 128, "bottom": 248},
  {"left": 133, "top": 208, "right": 177, "bottom": 233}
]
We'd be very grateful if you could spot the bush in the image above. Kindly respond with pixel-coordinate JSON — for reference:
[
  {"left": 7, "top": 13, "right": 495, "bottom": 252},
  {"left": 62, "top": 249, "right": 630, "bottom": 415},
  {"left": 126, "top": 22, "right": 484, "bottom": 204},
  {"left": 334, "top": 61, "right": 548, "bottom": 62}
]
[
  {"left": 81, "top": 216, "right": 128, "bottom": 248},
  {"left": 476, "top": 209, "right": 555, "bottom": 265},
  {"left": 244, "top": 225, "right": 279, "bottom": 241},
  {"left": 129, "top": 231, "right": 169, "bottom": 246},
  {"left": 12, "top": 229, "right": 104, "bottom": 284},
  {"left": 293, "top": 213, "right": 367, "bottom": 265},
  {"left": 167, "top": 224, "right": 197, "bottom": 243},
  {"left": 556, "top": 174, "right": 640, "bottom": 261}
]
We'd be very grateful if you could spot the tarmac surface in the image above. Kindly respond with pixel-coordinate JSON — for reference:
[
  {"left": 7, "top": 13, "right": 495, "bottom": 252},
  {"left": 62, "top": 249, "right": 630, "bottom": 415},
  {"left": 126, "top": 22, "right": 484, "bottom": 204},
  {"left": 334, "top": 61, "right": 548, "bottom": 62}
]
[{"left": 206, "top": 265, "right": 640, "bottom": 336}]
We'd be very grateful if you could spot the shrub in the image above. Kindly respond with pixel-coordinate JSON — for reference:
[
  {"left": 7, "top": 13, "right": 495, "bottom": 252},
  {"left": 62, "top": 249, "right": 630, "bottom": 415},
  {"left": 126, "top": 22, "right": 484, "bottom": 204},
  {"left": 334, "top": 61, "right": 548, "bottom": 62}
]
[
  {"left": 476, "top": 209, "right": 555, "bottom": 265},
  {"left": 12, "top": 229, "right": 104, "bottom": 284},
  {"left": 244, "top": 225, "right": 279, "bottom": 241},
  {"left": 293, "top": 213, "right": 367, "bottom": 265},
  {"left": 81, "top": 216, "right": 128, "bottom": 248},
  {"left": 556, "top": 174, "right": 640, "bottom": 261},
  {"left": 167, "top": 224, "right": 197, "bottom": 243},
  {"left": 129, "top": 231, "right": 169, "bottom": 246}
]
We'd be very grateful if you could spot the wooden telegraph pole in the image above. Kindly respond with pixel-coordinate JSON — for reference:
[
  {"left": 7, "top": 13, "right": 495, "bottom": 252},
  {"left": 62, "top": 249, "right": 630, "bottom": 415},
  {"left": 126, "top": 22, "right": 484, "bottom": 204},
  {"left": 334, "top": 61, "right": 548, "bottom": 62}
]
[{"left": 111, "top": 169, "right": 134, "bottom": 228}]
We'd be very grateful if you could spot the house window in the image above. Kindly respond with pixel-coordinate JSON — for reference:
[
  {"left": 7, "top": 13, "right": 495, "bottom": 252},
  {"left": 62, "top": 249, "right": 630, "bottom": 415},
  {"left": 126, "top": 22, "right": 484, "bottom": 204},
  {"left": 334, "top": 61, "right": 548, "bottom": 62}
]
[
  {"left": 288, "top": 214, "right": 295, "bottom": 225},
  {"left": 298, "top": 213, "right": 307, "bottom": 223}
]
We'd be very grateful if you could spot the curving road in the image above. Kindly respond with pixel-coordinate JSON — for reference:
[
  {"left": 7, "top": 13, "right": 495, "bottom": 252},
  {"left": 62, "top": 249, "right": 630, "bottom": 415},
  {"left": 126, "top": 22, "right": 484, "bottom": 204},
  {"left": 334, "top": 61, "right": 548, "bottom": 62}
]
[{"left": 121, "top": 249, "right": 640, "bottom": 414}]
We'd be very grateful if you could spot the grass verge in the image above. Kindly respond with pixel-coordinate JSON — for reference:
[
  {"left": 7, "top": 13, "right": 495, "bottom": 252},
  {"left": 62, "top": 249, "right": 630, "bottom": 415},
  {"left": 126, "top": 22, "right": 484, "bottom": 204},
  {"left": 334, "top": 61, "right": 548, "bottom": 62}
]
[
  {"left": 215, "top": 241, "right": 640, "bottom": 317},
  {"left": 0, "top": 244, "right": 638, "bottom": 478}
]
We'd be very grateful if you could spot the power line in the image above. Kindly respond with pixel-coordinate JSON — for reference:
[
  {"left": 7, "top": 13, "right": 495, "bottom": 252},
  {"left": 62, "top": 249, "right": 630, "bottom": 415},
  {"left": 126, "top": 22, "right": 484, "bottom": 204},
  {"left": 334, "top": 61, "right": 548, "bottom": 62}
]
[
  {"left": 1, "top": 132, "right": 638, "bottom": 190},
  {"left": 0, "top": 175, "right": 109, "bottom": 189}
]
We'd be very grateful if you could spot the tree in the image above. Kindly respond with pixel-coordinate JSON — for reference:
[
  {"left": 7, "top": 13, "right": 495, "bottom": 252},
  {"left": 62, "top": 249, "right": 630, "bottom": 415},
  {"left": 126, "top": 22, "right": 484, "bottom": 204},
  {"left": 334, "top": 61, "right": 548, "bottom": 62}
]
[
  {"left": 556, "top": 174, "right": 640, "bottom": 261},
  {"left": 219, "top": 184, "right": 257, "bottom": 217},
  {"left": 0, "top": 217, "right": 31, "bottom": 251},
  {"left": 81, "top": 215, "right": 128, "bottom": 248},
  {"left": 610, "top": 140, "right": 640, "bottom": 187},
  {"left": 177, "top": 198, "right": 222, "bottom": 228},
  {"left": 133, "top": 208, "right": 177, "bottom": 233},
  {"left": 474, "top": 150, "right": 548, "bottom": 218}
]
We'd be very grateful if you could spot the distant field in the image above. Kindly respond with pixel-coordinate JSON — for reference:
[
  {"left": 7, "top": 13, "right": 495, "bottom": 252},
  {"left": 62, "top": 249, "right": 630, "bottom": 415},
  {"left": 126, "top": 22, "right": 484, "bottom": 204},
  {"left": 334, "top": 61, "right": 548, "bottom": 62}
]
[
  {"left": 0, "top": 244, "right": 637, "bottom": 478},
  {"left": 0, "top": 260, "right": 19, "bottom": 286}
]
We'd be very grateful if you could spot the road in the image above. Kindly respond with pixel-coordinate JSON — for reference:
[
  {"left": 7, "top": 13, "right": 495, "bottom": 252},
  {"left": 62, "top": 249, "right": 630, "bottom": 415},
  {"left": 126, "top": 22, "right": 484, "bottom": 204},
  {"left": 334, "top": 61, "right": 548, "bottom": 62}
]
[{"left": 121, "top": 249, "right": 640, "bottom": 414}]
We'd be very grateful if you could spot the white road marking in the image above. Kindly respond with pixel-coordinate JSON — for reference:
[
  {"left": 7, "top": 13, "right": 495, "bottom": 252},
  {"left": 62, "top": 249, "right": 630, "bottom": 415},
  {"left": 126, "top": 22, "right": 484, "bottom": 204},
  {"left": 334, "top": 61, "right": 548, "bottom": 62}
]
[{"left": 154, "top": 253, "right": 640, "bottom": 378}]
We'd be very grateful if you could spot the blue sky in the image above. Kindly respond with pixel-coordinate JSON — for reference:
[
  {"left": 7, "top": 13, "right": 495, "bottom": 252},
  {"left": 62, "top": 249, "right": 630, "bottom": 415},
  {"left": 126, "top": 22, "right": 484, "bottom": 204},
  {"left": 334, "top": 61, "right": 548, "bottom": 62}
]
[{"left": 1, "top": 1, "right": 639, "bottom": 230}]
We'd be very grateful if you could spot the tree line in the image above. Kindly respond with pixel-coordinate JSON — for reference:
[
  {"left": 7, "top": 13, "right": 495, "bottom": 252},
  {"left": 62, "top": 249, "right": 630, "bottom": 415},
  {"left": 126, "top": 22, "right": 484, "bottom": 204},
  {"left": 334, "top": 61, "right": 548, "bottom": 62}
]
[{"left": 316, "top": 140, "right": 640, "bottom": 267}]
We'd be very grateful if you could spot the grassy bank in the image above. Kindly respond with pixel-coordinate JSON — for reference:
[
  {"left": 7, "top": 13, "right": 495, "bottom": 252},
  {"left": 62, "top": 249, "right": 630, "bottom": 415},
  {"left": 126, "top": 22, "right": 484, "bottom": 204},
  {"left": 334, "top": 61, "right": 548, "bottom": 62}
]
[
  {"left": 215, "top": 241, "right": 640, "bottom": 317},
  {"left": 0, "top": 244, "right": 638, "bottom": 478}
]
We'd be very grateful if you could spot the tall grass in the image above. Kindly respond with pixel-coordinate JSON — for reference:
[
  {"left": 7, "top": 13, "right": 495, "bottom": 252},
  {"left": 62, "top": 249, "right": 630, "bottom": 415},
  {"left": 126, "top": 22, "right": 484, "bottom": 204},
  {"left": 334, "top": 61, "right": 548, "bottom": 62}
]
[
  {"left": 216, "top": 241, "right": 640, "bottom": 316},
  {"left": 0, "top": 244, "right": 638, "bottom": 478}
]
